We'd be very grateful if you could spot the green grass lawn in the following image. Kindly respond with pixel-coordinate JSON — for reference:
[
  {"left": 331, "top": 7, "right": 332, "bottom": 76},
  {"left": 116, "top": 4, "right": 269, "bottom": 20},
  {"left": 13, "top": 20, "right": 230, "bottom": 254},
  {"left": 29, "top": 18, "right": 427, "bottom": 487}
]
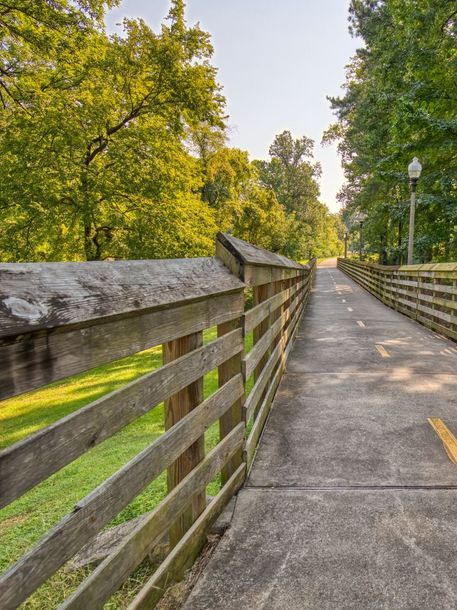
[{"left": 0, "top": 327, "right": 253, "bottom": 609}]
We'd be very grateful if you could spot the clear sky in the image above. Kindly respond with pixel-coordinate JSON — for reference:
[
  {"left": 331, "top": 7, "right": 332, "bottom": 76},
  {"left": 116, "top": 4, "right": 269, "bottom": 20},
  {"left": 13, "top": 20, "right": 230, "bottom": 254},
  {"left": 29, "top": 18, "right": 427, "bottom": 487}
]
[{"left": 106, "top": 1, "right": 361, "bottom": 213}]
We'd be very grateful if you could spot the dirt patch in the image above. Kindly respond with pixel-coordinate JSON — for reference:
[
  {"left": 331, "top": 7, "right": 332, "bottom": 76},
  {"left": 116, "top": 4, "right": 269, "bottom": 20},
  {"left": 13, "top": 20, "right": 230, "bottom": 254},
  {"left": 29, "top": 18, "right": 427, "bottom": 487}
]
[
  {"left": 156, "top": 534, "right": 221, "bottom": 610},
  {"left": 0, "top": 513, "right": 29, "bottom": 534}
]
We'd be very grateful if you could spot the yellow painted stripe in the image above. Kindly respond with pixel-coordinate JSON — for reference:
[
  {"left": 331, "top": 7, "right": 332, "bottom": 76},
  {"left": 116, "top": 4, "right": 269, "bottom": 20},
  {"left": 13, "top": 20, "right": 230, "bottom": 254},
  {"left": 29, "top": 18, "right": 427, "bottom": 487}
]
[
  {"left": 428, "top": 418, "right": 457, "bottom": 464},
  {"left": 356, "top": 320, "right": 365, "bottom": 328},
  {"left": 375, "top": 344, "right": 390, "bottom": 358}
]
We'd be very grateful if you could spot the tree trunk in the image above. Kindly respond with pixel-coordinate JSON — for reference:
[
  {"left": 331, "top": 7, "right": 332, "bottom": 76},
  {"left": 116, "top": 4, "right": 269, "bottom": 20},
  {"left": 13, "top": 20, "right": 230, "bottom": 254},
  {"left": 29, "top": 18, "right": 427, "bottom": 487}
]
[{"left": 81, "top": 165, "right": 100, "bottom": 261}]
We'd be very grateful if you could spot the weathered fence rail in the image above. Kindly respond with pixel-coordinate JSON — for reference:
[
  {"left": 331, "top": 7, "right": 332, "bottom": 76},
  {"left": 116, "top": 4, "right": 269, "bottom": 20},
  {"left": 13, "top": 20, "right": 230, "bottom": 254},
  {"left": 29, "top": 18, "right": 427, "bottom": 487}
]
[
  {"left": 0, "top": 233, "right": 315, "bottom": 609},
  {"left": 338, "top": 257, "right": 457, "bottom": 342}
]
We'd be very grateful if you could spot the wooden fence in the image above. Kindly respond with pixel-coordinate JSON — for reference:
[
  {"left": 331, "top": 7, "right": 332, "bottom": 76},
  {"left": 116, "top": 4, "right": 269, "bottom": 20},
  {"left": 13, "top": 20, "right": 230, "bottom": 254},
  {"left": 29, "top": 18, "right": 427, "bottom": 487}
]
[
  {"left": 338, "top": 258, "right": 457, "bottom": 342},
  {"left": 0, "top": 233, "right": 315, "bottom": 609}
]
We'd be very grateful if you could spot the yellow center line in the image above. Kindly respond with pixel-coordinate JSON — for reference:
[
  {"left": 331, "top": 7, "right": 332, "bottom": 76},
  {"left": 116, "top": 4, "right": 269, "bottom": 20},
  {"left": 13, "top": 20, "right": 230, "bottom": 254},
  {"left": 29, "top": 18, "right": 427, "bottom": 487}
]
[
  {"left": 428, "top": 418, "right": 457, "bottom": 464},
  {"left": 356, "top": 320, "right": 365, "bottom": 328},
  {"left": 375, "top": 344, "right": 390, "bottom": 358}
]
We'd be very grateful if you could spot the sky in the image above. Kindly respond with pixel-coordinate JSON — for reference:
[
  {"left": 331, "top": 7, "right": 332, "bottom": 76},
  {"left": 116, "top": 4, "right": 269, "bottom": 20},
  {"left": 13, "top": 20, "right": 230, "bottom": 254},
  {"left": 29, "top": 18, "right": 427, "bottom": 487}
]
[{"left": 106, "top": 1, "right": 361, "bottom": 213}]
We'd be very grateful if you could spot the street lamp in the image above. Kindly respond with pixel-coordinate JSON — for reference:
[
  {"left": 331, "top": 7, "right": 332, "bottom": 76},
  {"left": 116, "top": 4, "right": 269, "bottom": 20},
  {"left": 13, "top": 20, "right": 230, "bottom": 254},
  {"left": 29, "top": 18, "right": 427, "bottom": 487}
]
[
  {"left": 355, "top": 212, "right": 368, "bottom": 261},
  {"left": 407, "top": 157, "right": 422, "bottom": 265}
]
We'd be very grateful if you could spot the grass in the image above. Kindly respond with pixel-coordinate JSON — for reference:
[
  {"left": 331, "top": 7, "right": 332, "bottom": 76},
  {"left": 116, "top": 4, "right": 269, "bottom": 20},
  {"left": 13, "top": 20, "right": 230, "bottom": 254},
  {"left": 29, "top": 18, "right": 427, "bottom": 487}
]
[{"left": 0, "top": 327, "right": 253, "bottom": 609}]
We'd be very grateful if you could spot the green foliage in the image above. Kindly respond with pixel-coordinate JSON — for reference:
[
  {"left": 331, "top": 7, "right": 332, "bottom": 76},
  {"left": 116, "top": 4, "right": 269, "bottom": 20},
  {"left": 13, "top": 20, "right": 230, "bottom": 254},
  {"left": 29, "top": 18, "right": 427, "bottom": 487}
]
[
  {"left": 254, "top": 131, "right": 320, "bottom": 218},
  {"left": 254, "top": 131, "right": 344, "bottom": 258},
  {"left": 326, "top": 0, "right": 457, "bottom": 263},
  {"left": 0, "top": 2, "right": 341, "bottom": 262},
  {"left": 0, "top": 1, "right": 224, "bottom": 261}
]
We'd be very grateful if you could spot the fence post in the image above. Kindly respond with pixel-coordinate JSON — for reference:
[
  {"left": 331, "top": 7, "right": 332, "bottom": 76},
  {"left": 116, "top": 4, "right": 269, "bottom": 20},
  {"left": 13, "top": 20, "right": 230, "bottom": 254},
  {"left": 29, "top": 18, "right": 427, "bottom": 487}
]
[
  {"left": 163, "top": 331, "right": 205, "bottom": 549},
  {"left": 253, "top": 283, "right": 274, "bottom": 372},
  {"left": 218, "top": 319, "right": 243, "bottom": 483}
]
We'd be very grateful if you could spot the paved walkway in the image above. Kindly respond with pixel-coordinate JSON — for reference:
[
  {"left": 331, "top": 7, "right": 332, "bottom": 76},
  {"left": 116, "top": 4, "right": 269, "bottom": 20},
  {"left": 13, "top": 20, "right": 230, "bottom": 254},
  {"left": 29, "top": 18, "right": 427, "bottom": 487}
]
[{"left": 185, "top": 260, "right": 457, "bottom": 610}]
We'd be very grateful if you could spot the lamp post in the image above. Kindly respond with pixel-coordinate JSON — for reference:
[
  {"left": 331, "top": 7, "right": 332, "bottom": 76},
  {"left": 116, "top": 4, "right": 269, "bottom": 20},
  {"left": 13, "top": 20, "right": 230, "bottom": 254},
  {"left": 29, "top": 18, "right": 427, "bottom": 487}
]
[
  {"left": 407, "top": 157, "right": 422, "bottom": 265},
  {"left": 355, "top": 212, "right": 368, "bottom": 261}
]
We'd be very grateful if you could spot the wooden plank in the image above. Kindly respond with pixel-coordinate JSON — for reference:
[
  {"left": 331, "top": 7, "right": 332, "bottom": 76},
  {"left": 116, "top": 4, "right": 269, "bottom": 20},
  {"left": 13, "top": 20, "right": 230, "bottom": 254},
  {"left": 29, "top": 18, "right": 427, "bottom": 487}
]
[
  {"left": 244, "top": 267, "right": 309, "bottom": 462},
  {"left": 244, "top": 290, "right": 301, "bottom": 381},
  {"left": 216, "top": 234, "right": 307, "bottom": 286},
  {"left": 164, "top": 332, "right": 205, "bottom": 548},
  {"left": 246, "top": 297, "right": 303, "bottom": 466},
  {"left": 0, "top": 257, "right": 244, "bottom": 339},
  {"left": 126, "top": 464, "right": 246, "bottom": 610},
  {"left": 428, "top": 418, "right": 457, "bottom": 464},
  {"left": 244, "top": 277, "right": 306, "bottom": 332},
  {"left": 0, "top": 291, "right": 244, "bottom": 401},
  {"left": 60, "top": 424, "right": 244, "bottom": 610},
  {"left": 285, "top": 298, "right": 304, "bottom": 352},
  {"left": 245, "top": 312, "right": 281, "bottom": 381},
  {"left": 268, "top": 278, "right": 284, "bottom": 350},
  {"left": 416, "top": 315, "right": 457, "bottom": 342},
  {"left": 417, "top": 292, "right": 457, "bottom": 307},
  {"left": 215, "top": 239, "right": 243, "bottom": 281},
  {"left": 217, "top": 233, "right": 303, "bottom": 270},
  {"left": 0, "top": 375, "right": 244, "bottom": 610},
  {"left": 417, "top": 282, "right": 457, "bottom": 295},
  {"left": 279, "top": 277, "right": 295, "bottom": 339},
  {"left": 246, "top": 355, "right": 283, "bottom": 466},
  {"left": 244, "top": 333, "right": 284, "bottom": 422},
  {"left": 244, "top": 291, "right": 303, "bottom": 422},
  {"left": 0, "top": 329, "right": 243, "bottom": 509},
  {"left": 417, "top": 302, "right": 453, "bottom": 324},
  {"left": 418, "top": 294, "right": 457, "bottom": 311},
  {"left": 217, "top": 320, "right": 243, "bottom": 483},
  {"left": 243, "top": 265, "right": 302, "bottom": 287},
  {"left": 416, "top": 271, "right": 457, "bottom": 280},
  {"left": 400, "top": 263, "right": 457, "bottom": 272},
  {"left": 252, "top": 283, "right": 273, "bottom": 364}
]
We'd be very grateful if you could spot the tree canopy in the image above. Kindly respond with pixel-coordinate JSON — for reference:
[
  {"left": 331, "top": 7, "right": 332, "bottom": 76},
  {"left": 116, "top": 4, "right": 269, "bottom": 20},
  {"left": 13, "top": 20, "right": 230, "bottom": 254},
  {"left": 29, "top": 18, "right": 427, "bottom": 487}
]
[
  {"left": 254, "top": 131, "right": 344, "bottom": 259},
  {"left": 0, "top": 1, "right": 343, "bottom": 262},
  {"left": 325, "top": 0, "right": 457, "bottom": 263}
]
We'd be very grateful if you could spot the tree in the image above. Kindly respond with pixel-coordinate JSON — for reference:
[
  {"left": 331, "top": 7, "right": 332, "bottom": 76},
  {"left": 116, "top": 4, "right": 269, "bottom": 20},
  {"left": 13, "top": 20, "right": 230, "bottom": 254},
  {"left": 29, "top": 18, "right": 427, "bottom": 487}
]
[
  {"left": 0, "top": 2, "right": 225, "bottom": 261},
  {"left": 254, "top": 130, "right": 321, "bottom": 219},
  {"left": 189, "top": 123, "right": 295, "bottom": 251},
  {"left": 0, "top": 0, "right": 118, "bottom": 109},
  {"left": 325, "top": 0, "right": 457, "bottom": 263},
  {"left": 0, "top": 3, "right": 344, "bottom": 263},
  {"left": 253, "top": 131, "right": 343, "bottom": 259}
]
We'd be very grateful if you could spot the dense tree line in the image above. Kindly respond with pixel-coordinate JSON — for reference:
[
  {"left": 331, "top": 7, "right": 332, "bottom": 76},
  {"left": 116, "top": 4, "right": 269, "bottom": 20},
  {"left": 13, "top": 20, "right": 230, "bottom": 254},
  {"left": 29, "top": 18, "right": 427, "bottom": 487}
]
[
  {"left": 325, "top": 0, "right": 457, "bottom": 263},
  {"left": 0, "top": 0, "right": 342, "bottom": 262}
]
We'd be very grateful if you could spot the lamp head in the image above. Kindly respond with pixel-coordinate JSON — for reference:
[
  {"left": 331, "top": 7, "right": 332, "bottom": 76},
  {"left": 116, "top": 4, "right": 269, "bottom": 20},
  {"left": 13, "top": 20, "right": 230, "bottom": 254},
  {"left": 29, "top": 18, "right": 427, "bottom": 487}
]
[
  {"left": 355, "top": 212, "right": 368, "bottom": 224},
  {"left": 408, "top": 157, "right": 422, "bottom": 180}
]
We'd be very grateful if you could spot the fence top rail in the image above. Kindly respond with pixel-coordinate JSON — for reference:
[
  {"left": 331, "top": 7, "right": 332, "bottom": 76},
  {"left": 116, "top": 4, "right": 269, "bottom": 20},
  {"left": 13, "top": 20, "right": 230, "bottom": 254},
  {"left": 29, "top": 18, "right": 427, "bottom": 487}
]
[
  {"left": 338, "top": 258, "right": 457, "bottom": 273},
  {"left": 218, "top": 233, "right": 306, "bottom": 271},
  {"left": 0, "top": 257, "right": 244, "bottom": 339}
]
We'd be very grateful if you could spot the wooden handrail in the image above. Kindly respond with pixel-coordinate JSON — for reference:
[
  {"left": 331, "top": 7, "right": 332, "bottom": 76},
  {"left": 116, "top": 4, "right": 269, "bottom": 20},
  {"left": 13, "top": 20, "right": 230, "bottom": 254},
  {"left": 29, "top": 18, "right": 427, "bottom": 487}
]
[
  {"left": 338, "top": 258, "right": 457, "bottom": 342},
  {"left": 216, "top": 232, "right": 310, "bottom": 286},
  {"left": 0, "top": 235, "right": 316, "bottom": 610}
]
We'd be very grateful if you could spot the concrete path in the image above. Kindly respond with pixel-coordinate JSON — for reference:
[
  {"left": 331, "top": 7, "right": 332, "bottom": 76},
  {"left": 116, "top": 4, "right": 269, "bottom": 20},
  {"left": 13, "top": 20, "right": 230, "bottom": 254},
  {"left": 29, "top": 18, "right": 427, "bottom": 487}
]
[{"left": 185, "top": 261, "right": 457, "bottom": 610}]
